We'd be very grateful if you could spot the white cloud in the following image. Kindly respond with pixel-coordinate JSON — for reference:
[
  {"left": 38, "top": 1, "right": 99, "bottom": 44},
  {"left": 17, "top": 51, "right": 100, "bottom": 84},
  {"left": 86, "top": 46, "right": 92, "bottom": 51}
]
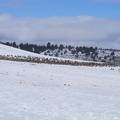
[{"left": 0, "top": 14, "right": 120, "bottom": 49}]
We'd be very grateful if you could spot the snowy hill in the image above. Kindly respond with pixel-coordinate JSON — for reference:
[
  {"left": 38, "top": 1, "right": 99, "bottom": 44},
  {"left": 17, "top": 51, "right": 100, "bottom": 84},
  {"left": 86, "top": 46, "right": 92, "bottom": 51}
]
[
  {"left": 41, "top": 48, "right": 120, "bottom": 63},
  {"left": 0, "top": 43, "right": 104, "bottom": 66},
  {"left": 0, "top": 43, "right": 49, "bottom": 58},
  {"left": 0, "top": 43, "right": 120, "bottom": 119},
  {"left": 2, "top": 42, "right": 120, "bottom": 64}
]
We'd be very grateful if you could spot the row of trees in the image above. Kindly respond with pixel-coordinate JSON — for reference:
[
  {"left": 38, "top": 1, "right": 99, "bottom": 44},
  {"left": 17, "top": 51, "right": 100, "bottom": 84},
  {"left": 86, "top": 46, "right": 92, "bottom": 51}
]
[{"left": 3, "top": 42, "right": 98, "bottom": 55}]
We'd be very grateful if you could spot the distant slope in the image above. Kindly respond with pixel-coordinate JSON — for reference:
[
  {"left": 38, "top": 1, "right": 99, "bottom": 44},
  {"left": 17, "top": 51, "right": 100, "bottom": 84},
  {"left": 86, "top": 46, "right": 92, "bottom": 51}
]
[
  {"left": 0, "top": 43, "right": 65, "bottom": 60},
  {"left": 2, "top": 42, "right": 120, "bottom": 64},
  {"left": 0, "top": 43, "right": 106, "bottom": 66},
  {"left": 0, "top": 43, "right": 45, "bottom": 58},
  {"left": 0, "top": 43, "right": 91, "bottom": 62}
]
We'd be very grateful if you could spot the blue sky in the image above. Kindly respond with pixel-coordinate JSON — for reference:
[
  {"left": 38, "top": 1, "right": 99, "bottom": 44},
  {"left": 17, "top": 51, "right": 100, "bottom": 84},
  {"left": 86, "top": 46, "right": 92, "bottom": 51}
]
[
  {"left": 0, "top": 0, "right": 120, "bottom": 18},
  {"left": 0, "top": 0, "right": 120, "bottom": 49}
]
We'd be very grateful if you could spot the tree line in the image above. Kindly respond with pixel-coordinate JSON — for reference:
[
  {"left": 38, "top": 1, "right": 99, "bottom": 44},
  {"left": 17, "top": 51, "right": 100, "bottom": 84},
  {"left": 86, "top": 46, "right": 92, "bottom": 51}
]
[
  {"left": 0, "top": 41, "right": 117, "bottom": 63},
  {"left": 2, "top": 42, "right": 98, "bottom": 55}
]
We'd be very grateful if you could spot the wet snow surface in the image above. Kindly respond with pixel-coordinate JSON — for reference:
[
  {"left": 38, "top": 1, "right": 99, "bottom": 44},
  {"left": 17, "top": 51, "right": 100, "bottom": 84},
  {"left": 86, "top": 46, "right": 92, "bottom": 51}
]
[{"left": 0, "top": 60, "right": 120, "bottom": 120}]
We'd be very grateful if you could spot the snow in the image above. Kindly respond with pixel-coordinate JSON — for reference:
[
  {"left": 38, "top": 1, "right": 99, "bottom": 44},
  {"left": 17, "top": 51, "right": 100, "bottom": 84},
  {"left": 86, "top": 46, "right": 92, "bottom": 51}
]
[
  {"left": 0, "top": 60, "right": 120, "bottom": 120},
  {"left": 0, "top": 43, "right": 48, "bottom": 58},
  {"left": 0, "top": 43, "right": 102, "bottom": 64},
  {"left": 0, "top": 43, "right": 120, "bottom": 119}
]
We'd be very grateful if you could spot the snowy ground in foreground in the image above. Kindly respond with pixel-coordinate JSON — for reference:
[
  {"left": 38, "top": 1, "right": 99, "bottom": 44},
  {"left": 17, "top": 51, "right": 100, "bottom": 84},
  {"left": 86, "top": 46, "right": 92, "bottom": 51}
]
[{"left": 0, "top": 60, "right": 120, "bottom": 120}]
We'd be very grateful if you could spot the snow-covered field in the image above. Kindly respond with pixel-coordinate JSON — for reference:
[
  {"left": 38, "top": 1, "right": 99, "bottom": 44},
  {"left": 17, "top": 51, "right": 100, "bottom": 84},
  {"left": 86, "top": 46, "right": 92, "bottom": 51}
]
[{"left": 0, "top": 60, "right": 120, "bottom": 120}]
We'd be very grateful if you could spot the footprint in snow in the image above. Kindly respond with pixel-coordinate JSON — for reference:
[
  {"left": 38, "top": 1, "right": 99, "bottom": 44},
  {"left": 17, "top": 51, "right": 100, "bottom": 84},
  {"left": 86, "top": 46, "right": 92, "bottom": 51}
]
[{"left": 64, "top": 83, "right": 72, "bottom": 87}]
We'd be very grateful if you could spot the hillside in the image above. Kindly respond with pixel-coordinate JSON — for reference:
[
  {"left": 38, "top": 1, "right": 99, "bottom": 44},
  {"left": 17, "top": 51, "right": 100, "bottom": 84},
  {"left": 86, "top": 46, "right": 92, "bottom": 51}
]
[
  {"left": 2, "top": 42, "right": 120, "bottom": 64},
  {"left": 0, "top": 43, "right": 120, "bottom": 119},
  {"left": 0, "top": 43, "right": 48, "bottom": 58},
  {"left": 0, "top": 43, "right": 105, "bottom": 66}
]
